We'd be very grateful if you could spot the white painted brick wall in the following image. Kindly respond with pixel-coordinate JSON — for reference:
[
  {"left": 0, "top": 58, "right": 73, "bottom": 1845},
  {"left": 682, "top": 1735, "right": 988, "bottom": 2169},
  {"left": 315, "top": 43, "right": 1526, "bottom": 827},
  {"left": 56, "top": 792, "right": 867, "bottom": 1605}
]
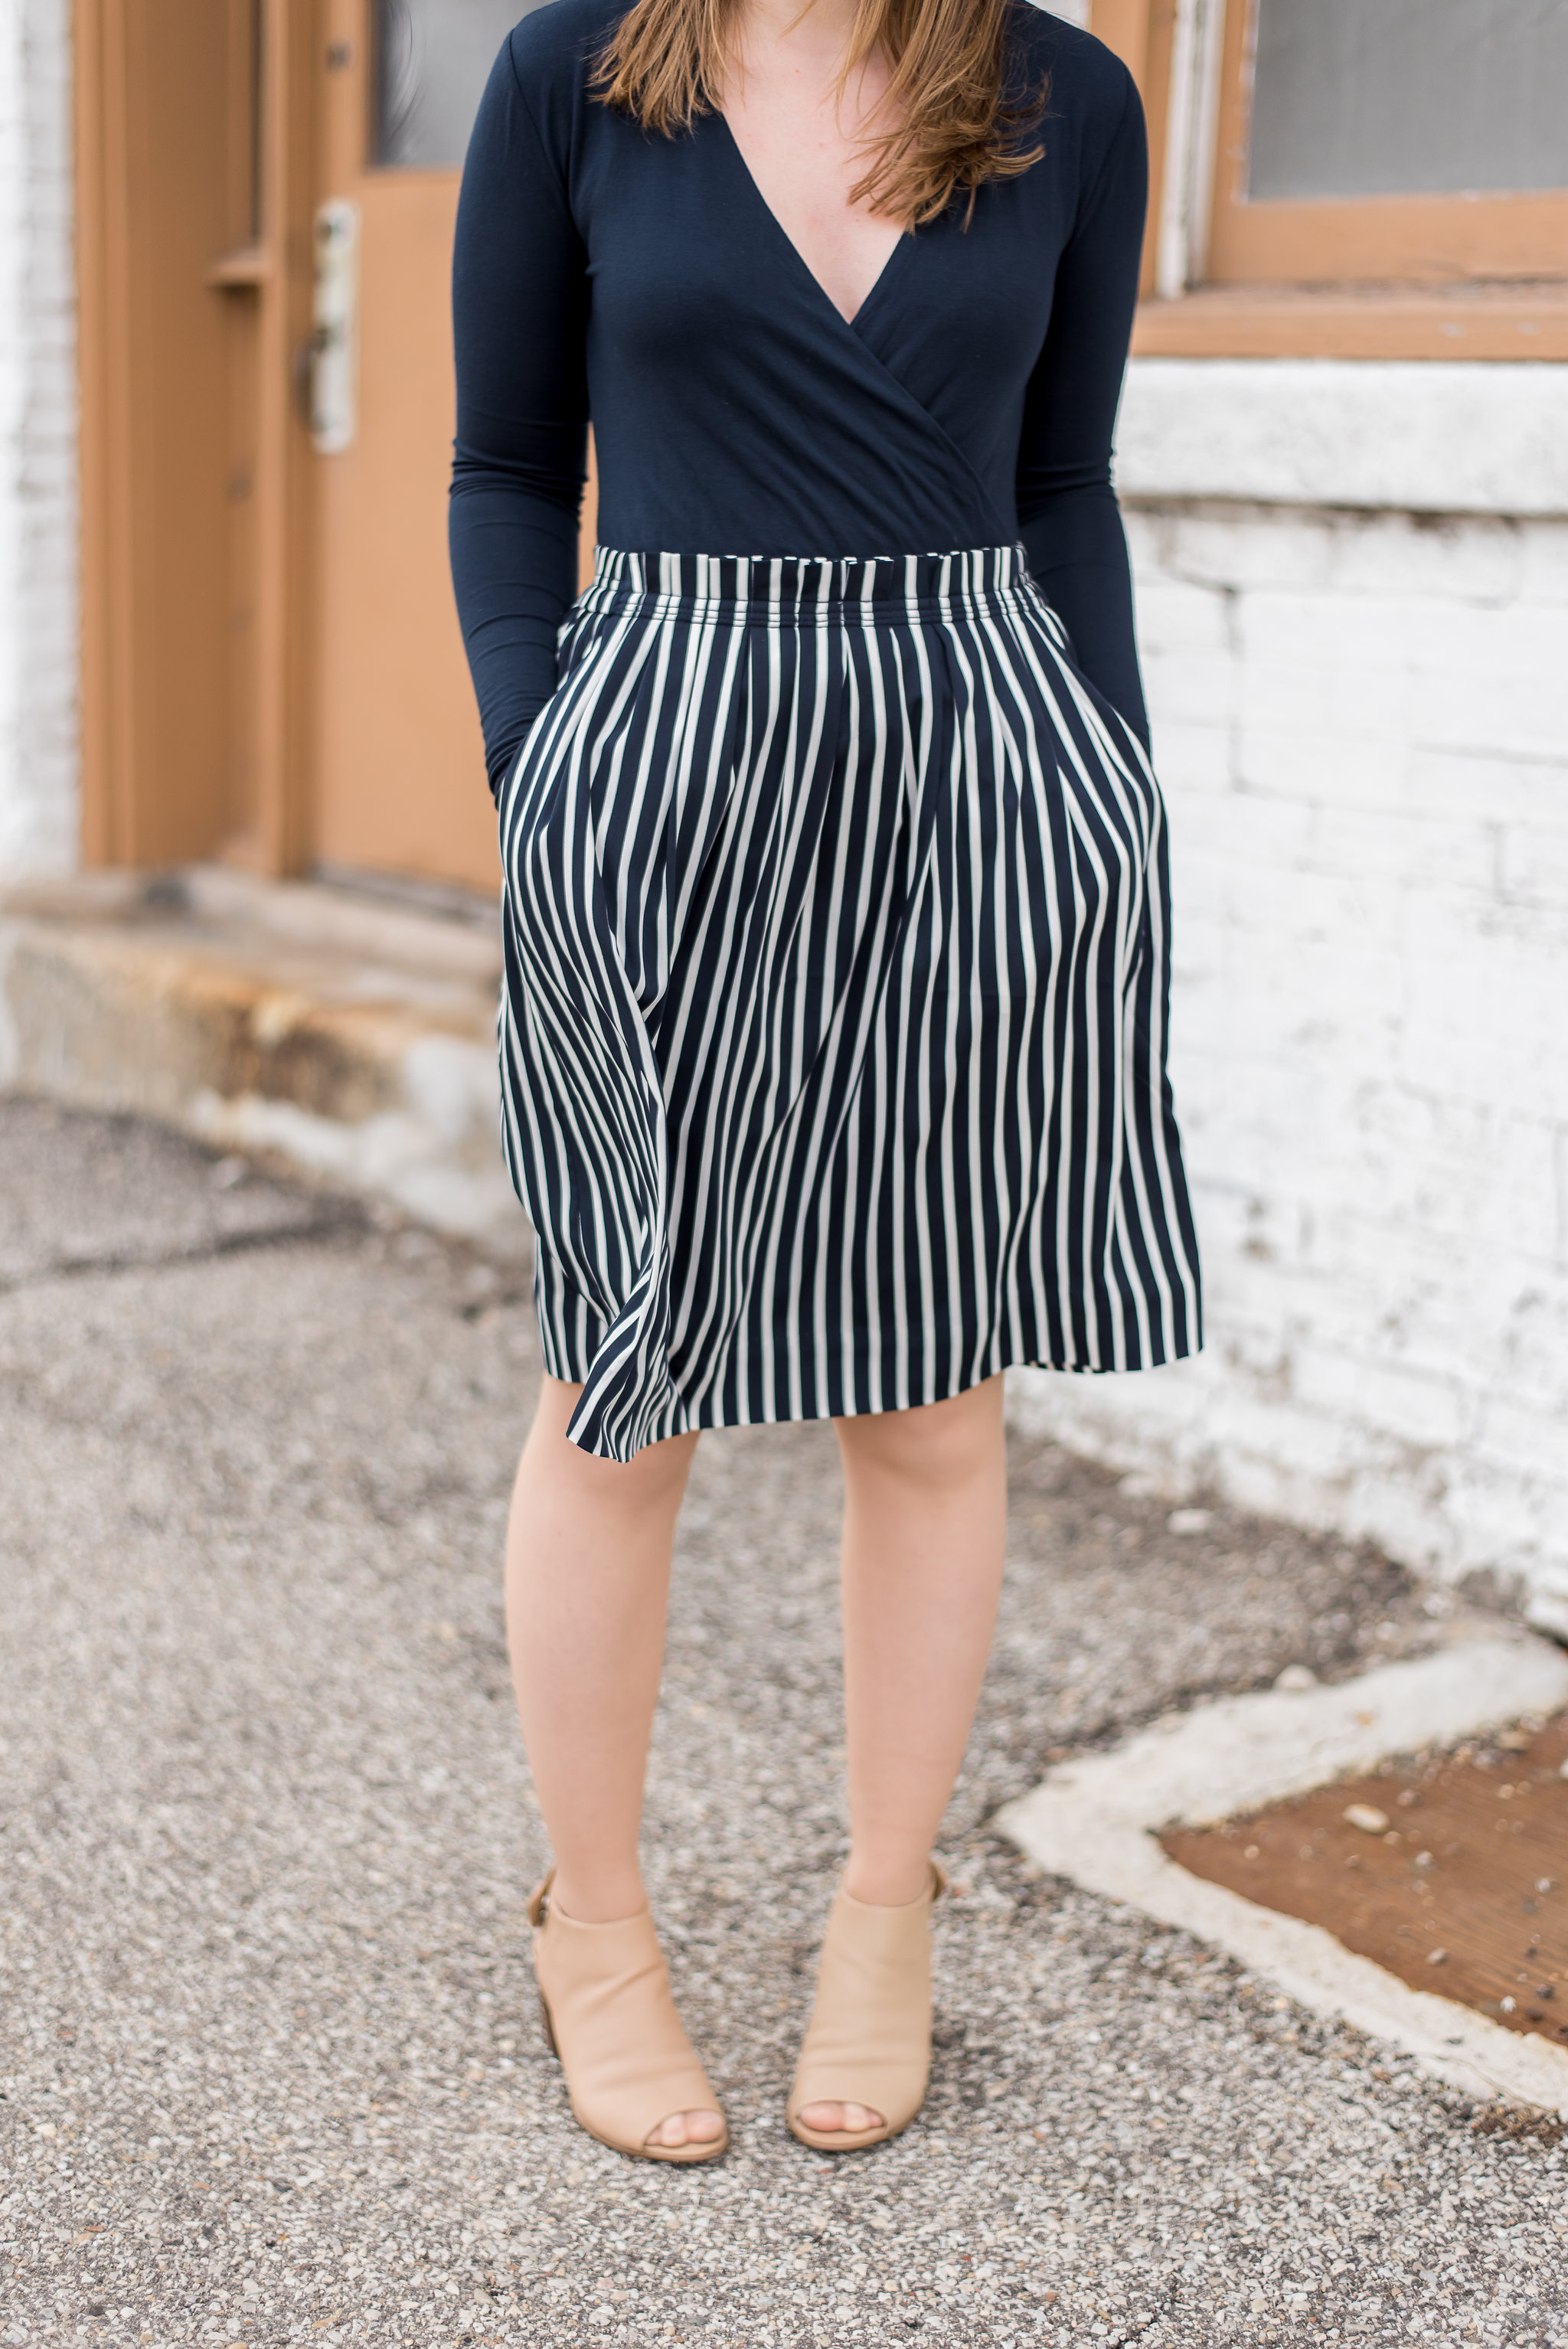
[
  {"left": 1013, "top": 493, "right": 1568, "bottom": 1627},
  {"left": 0, "top": 0, "right": 77, "bottom": 880}
]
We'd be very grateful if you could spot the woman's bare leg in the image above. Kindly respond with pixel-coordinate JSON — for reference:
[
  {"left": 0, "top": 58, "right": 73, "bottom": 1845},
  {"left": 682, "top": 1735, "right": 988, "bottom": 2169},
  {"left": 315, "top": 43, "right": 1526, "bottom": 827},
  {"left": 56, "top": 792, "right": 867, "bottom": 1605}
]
[
  {"left": 797, "top": 1375, "right": 1009, "bottom": 2135},
  {"left": 505, "top": 1374, "right": 720, "bottom": 2148}
]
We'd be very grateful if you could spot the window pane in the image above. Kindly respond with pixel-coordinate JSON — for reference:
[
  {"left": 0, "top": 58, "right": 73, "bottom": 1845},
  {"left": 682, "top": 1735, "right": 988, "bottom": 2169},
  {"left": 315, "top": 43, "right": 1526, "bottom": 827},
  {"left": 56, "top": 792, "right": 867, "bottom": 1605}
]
[
  {"left": 1248, "top": 0, "right": 1568, "bottom": 201},
  {"left": 374, "top": 0, "right": 547, "bottom": 170}
]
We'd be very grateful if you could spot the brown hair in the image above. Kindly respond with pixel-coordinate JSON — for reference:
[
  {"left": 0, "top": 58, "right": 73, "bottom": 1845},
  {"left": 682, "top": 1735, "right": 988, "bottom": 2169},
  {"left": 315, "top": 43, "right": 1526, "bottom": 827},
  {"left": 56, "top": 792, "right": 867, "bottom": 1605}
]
[{"left": 593, "top": 0, "right": 1045, "bottom": 229}]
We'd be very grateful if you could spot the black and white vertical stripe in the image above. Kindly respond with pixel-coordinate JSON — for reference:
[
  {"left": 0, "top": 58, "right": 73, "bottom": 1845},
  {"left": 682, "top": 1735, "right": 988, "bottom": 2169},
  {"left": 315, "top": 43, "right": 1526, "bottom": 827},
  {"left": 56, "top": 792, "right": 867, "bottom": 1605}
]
[{"left": 498, "top": 544, "right": 1201, "bottom": 1461}]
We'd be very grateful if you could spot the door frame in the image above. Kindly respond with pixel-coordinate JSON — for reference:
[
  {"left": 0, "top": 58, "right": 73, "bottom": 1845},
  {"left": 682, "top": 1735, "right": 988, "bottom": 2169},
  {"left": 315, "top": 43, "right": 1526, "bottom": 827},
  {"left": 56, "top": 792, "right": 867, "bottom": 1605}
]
[{"left": 75, "top": 0, "right": 319, "bottom": 875}]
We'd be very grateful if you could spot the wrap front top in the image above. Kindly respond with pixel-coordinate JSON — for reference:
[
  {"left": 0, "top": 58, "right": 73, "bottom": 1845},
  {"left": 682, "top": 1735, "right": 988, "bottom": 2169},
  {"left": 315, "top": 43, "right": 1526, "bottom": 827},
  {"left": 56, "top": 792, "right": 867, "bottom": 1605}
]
[{"left": 449, "top": 0, "right": 1150, "bottom": 795}]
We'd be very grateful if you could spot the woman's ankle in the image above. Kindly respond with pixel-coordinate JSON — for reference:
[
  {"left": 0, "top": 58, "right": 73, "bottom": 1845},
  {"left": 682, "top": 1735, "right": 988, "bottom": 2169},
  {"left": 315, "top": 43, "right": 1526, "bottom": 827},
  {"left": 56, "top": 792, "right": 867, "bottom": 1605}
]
[
  {"left": 842, "top": 1851, "right": 933, "bottom": 1907},
  {"left": 548, "top": 1864, "right": 648, "bottom": 1924}
]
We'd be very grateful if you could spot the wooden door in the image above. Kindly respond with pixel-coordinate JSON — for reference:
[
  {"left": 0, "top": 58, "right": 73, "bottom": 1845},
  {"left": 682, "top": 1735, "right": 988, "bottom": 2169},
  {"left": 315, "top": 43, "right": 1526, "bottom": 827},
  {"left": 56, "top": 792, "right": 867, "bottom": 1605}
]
[
  {"left": 309, "top": 0, "right": 528, "bottom": 894},
  {"left": 77, "top": 0, "right": 591, "bottom": 892},
  {"left": 77, "top": 0, "right": 315, "bottom": 872}
]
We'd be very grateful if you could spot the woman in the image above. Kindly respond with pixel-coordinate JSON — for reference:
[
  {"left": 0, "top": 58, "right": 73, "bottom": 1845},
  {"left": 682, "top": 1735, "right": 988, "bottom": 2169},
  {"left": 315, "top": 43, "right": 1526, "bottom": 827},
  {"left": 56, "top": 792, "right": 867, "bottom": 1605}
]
[{"left": 449, "top": 0, "right": 1200, "bottom": 2164}]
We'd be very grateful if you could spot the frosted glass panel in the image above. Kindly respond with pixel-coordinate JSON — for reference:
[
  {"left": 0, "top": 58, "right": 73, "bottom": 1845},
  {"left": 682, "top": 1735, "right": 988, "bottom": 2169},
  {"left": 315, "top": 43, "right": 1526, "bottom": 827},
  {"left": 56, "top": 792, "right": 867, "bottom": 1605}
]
[
  {"left": 1248, "top": 0, "right": 1568, "bottom": 200},
  {"left": 375, "top": 0, "right": 544, "bottom": 169}
]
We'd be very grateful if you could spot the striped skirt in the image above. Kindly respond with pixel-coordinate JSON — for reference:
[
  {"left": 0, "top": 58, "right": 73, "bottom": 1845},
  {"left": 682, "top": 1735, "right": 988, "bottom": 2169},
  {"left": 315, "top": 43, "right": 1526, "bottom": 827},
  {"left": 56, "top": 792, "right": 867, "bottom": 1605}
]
[{"left": 498, "top": 545, "right": 1201, "bottom": 1462}]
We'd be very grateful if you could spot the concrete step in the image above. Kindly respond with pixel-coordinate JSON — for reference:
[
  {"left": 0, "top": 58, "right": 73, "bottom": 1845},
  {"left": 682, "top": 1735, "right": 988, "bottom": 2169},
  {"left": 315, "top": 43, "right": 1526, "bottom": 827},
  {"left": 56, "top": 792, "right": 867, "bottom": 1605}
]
[{"left": 0, "top": 865, "right": 524, "bottom": 1254}]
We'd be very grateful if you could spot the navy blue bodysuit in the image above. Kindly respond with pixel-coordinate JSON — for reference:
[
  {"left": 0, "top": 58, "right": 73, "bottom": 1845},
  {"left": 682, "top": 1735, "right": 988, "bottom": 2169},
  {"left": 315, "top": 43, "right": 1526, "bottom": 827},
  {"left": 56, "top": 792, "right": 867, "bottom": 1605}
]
[{"left": 449, "top": 0, "right": 1150, "bottom": 799}]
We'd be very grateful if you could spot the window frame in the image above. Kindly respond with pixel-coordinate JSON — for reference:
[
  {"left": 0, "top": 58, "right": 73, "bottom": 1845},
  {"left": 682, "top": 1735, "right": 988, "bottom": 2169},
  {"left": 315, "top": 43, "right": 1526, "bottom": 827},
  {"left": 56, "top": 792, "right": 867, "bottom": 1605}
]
[{"left": 1093, "top": 0, "right": 1568, "bottom": 360}]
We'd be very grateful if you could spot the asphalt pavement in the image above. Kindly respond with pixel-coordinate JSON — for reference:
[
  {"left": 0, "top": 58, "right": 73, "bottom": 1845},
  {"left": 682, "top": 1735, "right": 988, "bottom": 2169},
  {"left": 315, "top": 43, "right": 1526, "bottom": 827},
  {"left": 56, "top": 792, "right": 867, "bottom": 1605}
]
[{"left": 2, "top": 1099, "right": 1563, "bottom": 2349}]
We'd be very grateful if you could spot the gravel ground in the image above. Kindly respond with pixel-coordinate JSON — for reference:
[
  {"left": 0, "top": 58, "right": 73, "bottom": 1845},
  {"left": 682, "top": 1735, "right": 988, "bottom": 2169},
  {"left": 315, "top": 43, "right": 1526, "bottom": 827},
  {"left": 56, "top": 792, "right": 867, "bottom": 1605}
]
[{"left": 2, "top": 1099, "right": 1563, "bottom": 2349}]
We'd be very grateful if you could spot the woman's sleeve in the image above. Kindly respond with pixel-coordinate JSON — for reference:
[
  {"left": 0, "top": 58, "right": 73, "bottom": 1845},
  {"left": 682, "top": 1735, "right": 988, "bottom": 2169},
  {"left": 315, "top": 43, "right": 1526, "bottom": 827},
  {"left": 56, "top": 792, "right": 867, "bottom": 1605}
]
[
  {"left": 449, "top": 36, "right": 590, "bottom": 802},
  {"left": 1015, "top": 68, "right": 1150, "bottom": 747}
]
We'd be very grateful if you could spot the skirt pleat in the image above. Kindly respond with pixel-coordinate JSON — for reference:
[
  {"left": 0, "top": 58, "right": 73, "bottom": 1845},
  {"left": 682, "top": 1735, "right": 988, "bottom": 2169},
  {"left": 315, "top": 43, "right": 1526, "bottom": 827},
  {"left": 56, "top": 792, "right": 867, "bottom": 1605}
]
[{"left": 498, "top": 545, "right": 1201, "bottom": 1461}]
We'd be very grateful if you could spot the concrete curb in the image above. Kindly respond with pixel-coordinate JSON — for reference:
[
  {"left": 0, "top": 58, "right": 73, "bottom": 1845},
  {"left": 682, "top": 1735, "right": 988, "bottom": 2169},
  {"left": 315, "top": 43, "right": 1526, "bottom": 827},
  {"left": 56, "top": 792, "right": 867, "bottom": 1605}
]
[
  {"left": 0, "top": 866, "right": 526, "bottom": 1256},
  {"left": 998, "top": 1638, "right": 1568, "bottom": 2114}
]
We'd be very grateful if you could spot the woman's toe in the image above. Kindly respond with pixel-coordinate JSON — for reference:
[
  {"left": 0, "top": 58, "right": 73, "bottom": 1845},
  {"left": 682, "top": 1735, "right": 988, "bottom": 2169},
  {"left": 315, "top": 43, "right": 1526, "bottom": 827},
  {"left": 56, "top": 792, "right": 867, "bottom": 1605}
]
[
  {"left": 647, "top": 2108, "right": 724, "bottom": 2149},
  {"left": 799, "top": 2100, "right": 884, "bottom": 2134}
]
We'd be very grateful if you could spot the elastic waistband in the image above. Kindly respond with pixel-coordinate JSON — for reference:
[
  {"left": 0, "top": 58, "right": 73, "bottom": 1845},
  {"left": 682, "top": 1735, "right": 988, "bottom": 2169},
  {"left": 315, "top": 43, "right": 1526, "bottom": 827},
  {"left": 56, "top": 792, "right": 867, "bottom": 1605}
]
[{"left": 583, "top": 544, "right": 1031, "bottom": 619}]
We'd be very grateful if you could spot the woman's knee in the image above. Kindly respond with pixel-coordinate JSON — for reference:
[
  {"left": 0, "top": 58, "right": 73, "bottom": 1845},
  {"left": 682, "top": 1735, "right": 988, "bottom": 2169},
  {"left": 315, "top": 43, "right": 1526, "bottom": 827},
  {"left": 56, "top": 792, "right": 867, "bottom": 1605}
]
[
  {"left": 835, "top": 1377, "right": 1004, "bottom": 1493},
  {"left": 524, "top": 1380, "right": 699, "bottom": 1514}
]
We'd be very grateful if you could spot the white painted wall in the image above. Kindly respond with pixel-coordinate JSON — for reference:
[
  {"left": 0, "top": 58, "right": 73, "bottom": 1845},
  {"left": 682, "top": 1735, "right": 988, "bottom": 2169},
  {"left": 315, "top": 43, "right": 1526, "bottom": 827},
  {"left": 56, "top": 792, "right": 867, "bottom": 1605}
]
[
  {"left": 0, "top": 0, "right": 76, "bottom": 882},
  {"left": 1117, "top": 359, "right": 1568, "bottom": 519},
  {"left": 1014, "top": 360, "right": 1568, "bottom": 1635}
]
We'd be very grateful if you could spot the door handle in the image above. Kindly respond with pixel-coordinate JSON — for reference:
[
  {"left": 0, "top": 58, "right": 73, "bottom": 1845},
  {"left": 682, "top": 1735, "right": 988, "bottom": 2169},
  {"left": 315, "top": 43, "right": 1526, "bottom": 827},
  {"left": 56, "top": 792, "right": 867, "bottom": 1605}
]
[{"left": 309, "top": 199, "right": 359, "bottom": 453}]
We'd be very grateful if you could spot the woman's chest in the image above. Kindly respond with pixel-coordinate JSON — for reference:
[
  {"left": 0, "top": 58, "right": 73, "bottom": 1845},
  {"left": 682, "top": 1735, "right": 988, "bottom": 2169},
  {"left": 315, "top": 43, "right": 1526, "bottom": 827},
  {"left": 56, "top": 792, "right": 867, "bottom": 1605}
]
[
  {"left": 717, "top": 70, "right": 903, "bottom": 325},
  {"left": 575, "top": 114, "right": 1075, "bottom": 400}
]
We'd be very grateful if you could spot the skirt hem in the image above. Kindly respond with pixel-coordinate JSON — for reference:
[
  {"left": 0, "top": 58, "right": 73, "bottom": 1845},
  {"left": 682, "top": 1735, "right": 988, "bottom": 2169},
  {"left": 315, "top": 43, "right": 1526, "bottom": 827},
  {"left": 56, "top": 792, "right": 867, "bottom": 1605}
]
[{"left": 541, "top": 1341, "right": 1204, "bottom": 1458}]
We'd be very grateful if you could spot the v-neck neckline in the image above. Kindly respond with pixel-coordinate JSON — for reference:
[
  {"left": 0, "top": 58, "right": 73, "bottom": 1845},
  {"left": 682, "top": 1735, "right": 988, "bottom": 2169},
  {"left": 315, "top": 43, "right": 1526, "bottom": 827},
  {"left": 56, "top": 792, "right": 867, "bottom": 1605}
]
[{"left": 713, "top": 110, "right": 910, "bottom": 335}]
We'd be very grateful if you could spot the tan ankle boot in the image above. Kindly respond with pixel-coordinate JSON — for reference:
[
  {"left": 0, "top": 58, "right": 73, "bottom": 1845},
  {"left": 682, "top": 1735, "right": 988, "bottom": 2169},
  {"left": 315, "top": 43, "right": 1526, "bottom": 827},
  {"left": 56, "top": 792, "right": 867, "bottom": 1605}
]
[
  {"left": 786, "top": 1862, "right": 946, "bottom": 2152},
  {"left": 528, "top": 1873, "right": 728, "bottom": 2163}
]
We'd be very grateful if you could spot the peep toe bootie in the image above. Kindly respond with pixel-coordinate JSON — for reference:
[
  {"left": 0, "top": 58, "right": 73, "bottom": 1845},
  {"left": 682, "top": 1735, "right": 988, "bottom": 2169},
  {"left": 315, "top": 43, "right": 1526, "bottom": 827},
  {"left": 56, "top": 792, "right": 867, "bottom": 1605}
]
[
  {"left": 787, "top": 1863, "right": 947, "bottom": 2153},
  {"left": 528, "top": 1873, "right": 728, "bottom": 2163}
]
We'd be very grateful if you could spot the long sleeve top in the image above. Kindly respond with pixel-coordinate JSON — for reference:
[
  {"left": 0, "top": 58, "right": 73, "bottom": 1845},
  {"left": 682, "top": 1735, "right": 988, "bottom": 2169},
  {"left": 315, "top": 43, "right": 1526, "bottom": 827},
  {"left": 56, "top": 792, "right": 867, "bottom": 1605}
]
[{"left": 449, "top": 0, "right": 1149, "bottom": 798}]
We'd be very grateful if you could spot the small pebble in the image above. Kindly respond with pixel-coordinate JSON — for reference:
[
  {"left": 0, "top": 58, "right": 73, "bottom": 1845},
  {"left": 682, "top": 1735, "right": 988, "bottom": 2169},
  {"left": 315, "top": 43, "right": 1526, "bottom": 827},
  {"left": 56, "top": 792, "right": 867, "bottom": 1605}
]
[
  {"left": 1539, "top": 1878, "right": 1555, "bottom": 1893},
  {"left": 1273, "top": 1664, "right": 1318, "bottom": 1692},
  {"left": 209, "top": 1155, "right": 246, "bottom": 1190},
  {"left": 1243, "top": 1844, "right": 1259, "bottom": 1860},
  {"left": 1426, "top": 1949, "right": 1448, "bottom": 1965},
  {"left": 1413, "top": 1851, "right": 1434, "bottom": 1868},
  {"left": 1500, "top": 1996, "right": 1516, "bottom": 2014},
  {"left": 1343, "top": 1804, "right": 1390, "bottom": 1836},
  {"left": 1167, "top": 1508, "right": 1213, "bottom": 1536}
]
